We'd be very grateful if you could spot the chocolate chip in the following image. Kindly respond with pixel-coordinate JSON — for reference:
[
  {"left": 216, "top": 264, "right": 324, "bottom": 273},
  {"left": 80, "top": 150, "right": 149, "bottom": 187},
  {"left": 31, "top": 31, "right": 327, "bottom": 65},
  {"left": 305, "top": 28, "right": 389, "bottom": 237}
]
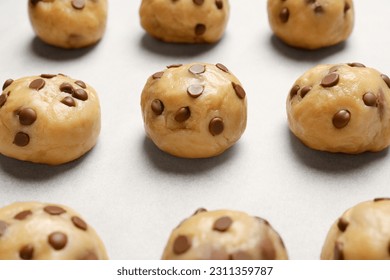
[
  {"left": 40, "top": 74, "right": 56, "bottom": 79},
  {"left": 72, "top": 216, "right": 88, "bottom": 231},
  {"left": 232, "top": 82, "right": 246, "bottom": 99},
  {"left": 189, "top": 64, "right": 206, "bottom": 75},
  {"left": 75, "top": 80, "right": 87, "bottom": 89},
  {"left": 321, "top": 73, "right": 339, "bottom": 87},
  {"left": 0, "top": 94, "right": 7, "bottom": 108},
  {"left": 187, "top": 84, "right": 204, "bottom": 98},
  {"left": 173, "top": 235, "right": 191, "bottom": 254},
  {"left": 347, "top": 62, "right": 366, "bottom": 68},
  {"left": 19, "top": 244, "right": 34, "bottom": 260},
  {"left": 2, "top": 79, "right": 13, "bottom": 90},
  {"left": 44, "top": 206, "right": 66, "bottom": 215},
  {"left": 48, "top": 232, "right": 68, "bottom": 250},
  {"left": 209, "top": 117, "right": 224, "bottom": 136},
  {"left": 216, "top": 63, "right": 229, "bottom": 73},
  {"left": 305, "top": 0, "right": 316, "bottom": 3},
  {"left": 388, "top": 241, "right": 390, "bottom": 255},
  {"left": 175, "top": 107, "right": 191, "bottom": 122},
  {"left": 334, "top": 242, "right": 344, "bottom": 260},
  {"left": 151, "top": 99, "right": 164, "bottom": 115},
  {"left": 29, "top": 79, "right": 45, "bottom": 90},
  {"left": 279, "top": 8, "right": 289, "bottom": 23},
  {"left": 260, "top": 239, "right": 276, "bottom": 260},
  {"left": 166, "top": 64, "right": 183, "bottom": 69},
  {"left": 152, "top": 72, "right": 164, "bottom": 79},
  {"left": 192, "top": 208, "right": 207, "bottom": 216},
  {"left": 215, "top": 0, "right": 223, "bottom": 9},
  {"left": 61, "top": 96, "right": 76, "bottom": 107},
  {"left": 213, "top": 216, "right": 233, "bottom": 232},
  {"left": 72, "top": 0, "right": 85, "bottom": 9},
  {"left": 255, "top": 216, "right": 270, "bottom": 226},
  {"left": 374, "top": 197, "right": 390, "bottom": 202},
  {"left": 314, "top": 4, "right": 324, "bottom": 13},
  {"left": 344, "top": 2, "right": 351, "bottom": 13},
  {"left": 230, "top": 251, "right": 252, "bottom": 260},
  {"left": 18, "top": 108, "right": 37, "bottom": 126},
  {"left": 195, "top": 24, "right": 206, "bottom": 36},
  {"left": 363, "top": 92, "right": 377, "bottom": 107},
  {"left": 13, "top": 132, "right": 30, "bottom": 147},
  {"left": 337, "top": 217, "right": 349, "bottom": 232},
  {"left": 210, "top": 250, "right": 230, "bottom": 260},
  {"left": 30, "top": 0, "right": 41, "bottom": 5},
  {"left": 332, "top": 110, "right": 351, "bottom": 129},
  {"left": 0, "top": 220, "right": 7, "bottom": 237},
  {"left": 290, "top": 85, "right": 300, "bottom": 99},
  {"left": 300, "top": 86, "right": 312, "bottom": 98},
  {"left": 381, "top": 74, "right": 390, "bottom": 89},
  {"left": 14, "top": 210, "right": 32, "bottom": 220},
  {"left": 73, "top": 89, "right": 88, "bottom": 101},
  {"left": 193, "top": 0, "right": 204, "bottom": 5},
  {"left": 59, "top": 83, "right": 74, "bottom": 94}
]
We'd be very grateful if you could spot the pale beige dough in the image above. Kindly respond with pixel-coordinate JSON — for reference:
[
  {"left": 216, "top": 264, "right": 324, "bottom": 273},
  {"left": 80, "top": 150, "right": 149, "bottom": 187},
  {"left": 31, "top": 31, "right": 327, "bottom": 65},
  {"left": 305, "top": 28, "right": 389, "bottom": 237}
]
[
  {"left": 321, "top": 198, "right": 390, "bottom": 260},
  {"left": 0, "top": 201, "right": 108, "bottom": 260},
  {"left": 0, "top": 74, "right": 101, "bottom": 165},
  {"left": 287, "top": 63, "right": 390, "bottom": 154},
  {"left": 28, "top": 0, "right": 108, "bottom": 49},
  {"left": 139, "top": 0, "right": 230, "bottom": 43},
  {"left": 162, "top": 209, "right": 288, "bottom": 260},
  {"left": 141, "top": 63, "right": 247, "bottom": 158},
  {"left": 267, "top": 0, "right": 354, "bottom": 49}
]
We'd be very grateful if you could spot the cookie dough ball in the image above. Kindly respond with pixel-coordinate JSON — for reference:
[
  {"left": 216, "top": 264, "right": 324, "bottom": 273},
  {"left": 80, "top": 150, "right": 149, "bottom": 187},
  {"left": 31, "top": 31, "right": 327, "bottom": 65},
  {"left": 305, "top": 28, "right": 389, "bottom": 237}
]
[
  {"left": 287, "top": 63, "right": 390, "bottom": 153},
  {"left": 321, "top": 198, "right": 390, "bottom": 260},
  {"left": 28, "top": 0, "right": 108, "bottom": 49},
  {"left": 141, "top": 63, "right": 247, "bottom": 158},
  {"left": 0, "top": 74, "right": 101, "bottom": 165},
  {"left": 267, "top": 0, "right": 354, "bottom": 49},
  {"left": 0, "top": 201, "right": 108, "bottom": 260},
  {"left": 162, "top": 209, "right": 288, "bottom": 260},
  {"left": 139, "top": 0, "right": 230, "bottom": 43}
]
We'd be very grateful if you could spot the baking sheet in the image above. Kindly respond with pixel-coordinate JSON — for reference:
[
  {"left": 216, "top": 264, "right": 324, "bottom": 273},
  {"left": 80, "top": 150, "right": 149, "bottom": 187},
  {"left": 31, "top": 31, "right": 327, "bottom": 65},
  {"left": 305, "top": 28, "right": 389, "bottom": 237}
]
[{"left": 0, "top": 0, "right": 389, "bottom": 260}]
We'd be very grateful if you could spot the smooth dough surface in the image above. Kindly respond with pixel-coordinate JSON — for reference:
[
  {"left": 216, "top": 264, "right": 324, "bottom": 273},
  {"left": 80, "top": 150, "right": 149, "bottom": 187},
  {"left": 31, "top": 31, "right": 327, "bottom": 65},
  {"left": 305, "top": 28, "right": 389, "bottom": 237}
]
[
  {"left": 321, "top": 198, "right": 390, "bottom": 260},
  {"left": 287, "top": 63, "right": 390, "bottom": 154},
  {"left": 141, "top": 63, "right": 247, "bottom": 158},
  {"left": 267, "top": 0, "right": 354, "bottom": 49},
  {"left": 0, "top": 201, "right": 108, "bottom": 260},
  {"left": 0, "top": 74, "right": 101, "bottom": 165},
  {"left": 139, "top": 0, "right": 230, "bottom": 43},
  {"left": 28, "top": 0, "right": 108, "bottom": 49},
  {"left": 162, "top": 209, "right": 288, "bottom": 260}
]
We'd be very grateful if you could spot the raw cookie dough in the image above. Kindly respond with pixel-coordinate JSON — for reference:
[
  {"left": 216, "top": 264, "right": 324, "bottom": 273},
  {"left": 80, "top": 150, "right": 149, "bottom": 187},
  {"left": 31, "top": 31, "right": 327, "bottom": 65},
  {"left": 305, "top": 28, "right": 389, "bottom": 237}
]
[
  {"left": 28, "top": 0, "right": 108, "bottom": 49},
  {"left": 0, "top": 201, "right": 108, "bottom": 260},
  {"left": 321, "top": 198, "right": 390, "bottom": 260},
  {"left": 287, "top": 63, "right": 390, "bottom": 153},
  {"left": 141, "top": 63, "right": 247, "bottom": 158},
  {"left": 267, "top": 0, "right": 354, "bottom": 49},
  {"left": 139, "top": 0, "right": 230, "bottom": 43},
  {"left": 162, "top": 209, "right": 288, "bottom": 260},
  {"left": 0, "top": 74, "right": 101, "bottom": 165}
]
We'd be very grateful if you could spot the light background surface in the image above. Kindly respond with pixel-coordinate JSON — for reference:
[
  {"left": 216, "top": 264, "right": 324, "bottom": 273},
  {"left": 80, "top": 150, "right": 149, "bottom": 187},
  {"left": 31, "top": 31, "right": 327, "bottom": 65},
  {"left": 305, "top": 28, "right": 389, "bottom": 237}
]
[{"left": 0, "top": 0, "right": 389, "bottom": 260}]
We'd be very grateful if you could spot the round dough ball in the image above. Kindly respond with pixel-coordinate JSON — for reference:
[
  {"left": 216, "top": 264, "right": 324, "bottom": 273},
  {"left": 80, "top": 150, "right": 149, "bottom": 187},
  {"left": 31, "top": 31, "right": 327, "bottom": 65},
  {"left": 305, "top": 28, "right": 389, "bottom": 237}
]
[
  {"left": 0, "top": 74, "right": 101, "bottom": 165},
  {"left": 28, "top": 0, "right": 108, "bottom": 49},
  {"left": 141, "top": 63, "right": 247, "bottom": 158},
  {"left": 287, "top": 63, "right": 390, "bottom": 153},
  {"left": 321, "top": 198, "right": 390, "bottom": 260},
  {"left": 0, "top": 201, "right": 108, "bottom": 260},
  {"left": 267, "top": 0, "right": 354, "bottom": 49},
  {"left": 162, "top": 209, "right": 288, "bottom": 260},
  {"left": 139, "top": 0, "right": 230, "bottom": 43}
]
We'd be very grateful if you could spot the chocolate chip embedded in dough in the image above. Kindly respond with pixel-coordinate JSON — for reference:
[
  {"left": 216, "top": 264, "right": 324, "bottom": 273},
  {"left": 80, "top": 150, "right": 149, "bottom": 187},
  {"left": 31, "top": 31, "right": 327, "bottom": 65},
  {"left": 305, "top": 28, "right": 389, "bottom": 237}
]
[
  {"left": 279, "top": 8, "right": 289, "bottom": 23},
  {"left": 189, "top": 64, "right": 206, "bottom": 75},
  {"left": 289, "top": 85, "right": 300, "bottom": 99},
  {"left": 255, "top": 216, "right": 270, "bottom": 226},
  {"left": 300, "top": 86, "right": 312, "bottom": 98},
  {"left": 232, "top": 82, "right": 246, "bottom": 99},
  {"left": 14, "top": 210, "right": 32, "bottom": 220},
  {"left": 216, "top": 63, "right": 229, "bottom": 73},
  {"left": 305, "top": 0, "right": 316, "bottom": 4},
  {"left": 209, "top": 117, "right": 224, "bottom": 136},
  {"left": 193, "top": 0, "right": 204, "bottom": 5},
  {"left": 187, "top": 84, "right": 204, "bottom": 98},
  {"left": 230, "top": 251, "right": 252, "bottom": 260},
  {"left": 73, "top": 88, "right": 88, "bottom": 101},
  {"left": 13, "top": 132, "right": 30, "bottom": 147},
  {"left": 72, "top": 216, "right": 88, "bottom": 231},
  {"left": 192, "top": 208, "right": 207, "bottom": 216},
  {"left": 381, "top": 74, "right": 390, "bottom": 89},
  {"left": 334, "top": 242, "right": 344, "bottom": 260},
  {"left": 166, "top": 64, "right": 183, "bottom": 69},
  {"left": 18, "top": 108, "right": 37, "bottom": 126},
  {"left": 44, "top": 205, "right": 66, "bottom": 215},
  {"left": 60, "top": 83, "right": 75, "bottom": 94},
  {"left": 29, "top": 79, "right": 45, "bottom": 90},
  {"left": 2, "top": 79, "right": 13, "bottom": 90},
  {"left": 175, "top": 107, "right": 191, "bottom": 122},
  {"left": 40, "top": 74, "right": 56, "bottom": 79},
  {"left": 215, "top": 0, "right": 223, "bottom": 9},
  {"left": 328, "top": 66, "right": 339, "bottom": 73},
  {"left": 48, "top": 232, "right": 68, "bottom": 250},
  {"left": 314, "top": 4, "right": 324, "bottom": 13},
  {"left": 337, "top": 217, "right": 349, "bottom": 232},
  {"left": 374, "top": 197, "right": 390, "bottom": 202},
  {"left": 75, "top": 80, "right": 87, "bottom": 89},
  {"left": 72, "top": 0, "right": 85, "bottom": 10},
  {"left": 151, "top": 99, "right": 164, "bottom": 115},
  {"left": 19, "top": 244, "right": 34, "bottom": 260},
  {"left": 260, "top": 238, "right": 276, "bottom": 260},
  {"left": 61, "top": 96, "right": 76, "bottom": 107},
  {"left": 332, "top": 110, "right": 351, "bottom": 129},
  {"left": 0, "top": 94, "right": 7, "bottom": 108},
  {"left": 321, "top": 73, "right": 340, "bottom": 88},
  {"left": 213, "top": 216, "right": 233, "bottom": 232},
  {"left": 152, "top": 72, "right": 164, "bottom": 79},
  {"left": 173, "top": 235, "right": 191, "bottom": 254},
  {"left": 195, "top": 24, "right": 206, "bottom": 36},
  {"left": 363, "top": 92, "right": 377, "bottom": 107},
  {"left": 344, "top": 2, "right": 351, "bottom": 13},
  {"left": 0, "top": 220, "right": 7, "bottom": 237},
  {"left": 347, "top": 62, "right": 366, "bottom": 68},
  {"left": 388, "top": 241, "right": 390, "bottom": 255}
]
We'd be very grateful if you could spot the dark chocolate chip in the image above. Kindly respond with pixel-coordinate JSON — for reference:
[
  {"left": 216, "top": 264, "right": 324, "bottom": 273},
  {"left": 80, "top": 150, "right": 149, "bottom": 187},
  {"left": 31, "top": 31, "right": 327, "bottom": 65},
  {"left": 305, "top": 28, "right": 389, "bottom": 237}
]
[
  {"left": 13, "top": 132, "right": 30, "bottom": 147},
  {"left": 189, "top": 64, "right": 206, "bottom": 75},
  {"left": 216, "top": 63, "right": 229, "bottom": 73},
  {"left": 344, "top": 2, "right": 351, "bottom": 13},
  {"left": 300, "top": 86, "right": 312, "bottom": 98},
  {"left": 166, "top": 64, "right": 183, "bottom": 69},
  {"left": 187, "top": 84, "right": 204, "bottom": 98},
  {"left": 215, "top": 0, "right": 223, "bottom": 9},
  {"left": 44, "top": 206, "right": 66, "bottom": 215},
  {"left": 193, "top": 0, "right": 204, "bottom": 5},
  {"left": 40, "top": 74, "right": 56, "bottom": 79},
  {"left": 151, "top": 99, "right": 164, "bottom": 115},
  {"left": 210, "top": 250, "right": 230, "bottom": 260},
  {"left": 213, "top": 216, "right": 233, "bottom": 232},
  {"left": 195, "top": 24, "right": 206, "bottom": 36},
  {"left": 48, "top": 232, "right": 68, "bottom": 250},
  {"left": 30, "top": 0, "right": 42, "bottom": 5},
  {"left": 59, "top": 83, "right": 74, "bottom": 94},
  {"left": 334, "top": 242, "right": 344, "bottom": 260},
  {"left": 314, "top": 4, "right": 324, "bottom": 13},
  {"left": 75, "top": 80, "right": 87, "bottom": 89},
  {"left": 337, "top": 217, "right": 349, "bottom": 232},
  {"left": 347, "top": 62, "right": 366, "bottom": 68},
  {"left": 0, "top": 94, "right": 7, "bottom": 108},
  {"left": 173, "top": 235, "right": 191, "bottom": 254},
  {"left": 175, "top": 107, "right": 191, "bottom": 122},
  {"left": 14, "top": 210, "right": 32, "bottom": 220},
  {"left": 332, "top": 110, "right": 351, "bottom": 129},
  {"left": 18, "top": 108, "right": 37, "bottom": 126},
  {"left": 381, "top": 74, "right": 390, "bottom": 89},
  {"left": 290, "top": 85, "right": 300, "bottom": 99},
  {"left": 0, "top": 220, "right": 7, "bottom": 237},
  {"left": 232, "top": 82, "right": 246, "bottom": 99},
  {"left": 29, "top": 79, "right": 45, "bottom": 90},
  {"left": 2, "top": 79, "right": 13, "bottom": 90},
  {"left": 152, "top": 72, "right": 164, "bottom": 79},
  {"left": 230, "top": 251, "right": 252, "bottom": 260},
  {"left": 192, "top": 208, "right": 207, "bottom": 216},
  {"left": 279, "top": 8, "right": 289, "bottom": 23},
  {"left": 72, "top": 216, "right": 88, "bottom": 231},
  {"left": 61, "top": 96, "right": 76, "bottom": 107},
  {"left": 374, "top": 197, "right": 390, "bottom": 202},
  {"left": 321, "top": 73, "right": 339, "bottom": 87},
  {"left": 363, "top": 92, "right": 377, "bottom": 107},
  {"left": 388, "top": 241, "right": 390, "bottom": 255},
  {"left": 72, "top": 0, "right": 85, "bottom": 9},
  {"left": 260, "top": 239, "right": 276, "bottom": 260},
  {"left": 209, "top": 117, "right": 224, "bottom": 136},
  {"left": 19, "top": 244, "right": 34, "bottom": 260},
  {"left": 73, "top": 89, "right": 88, "bottom": 101}
]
